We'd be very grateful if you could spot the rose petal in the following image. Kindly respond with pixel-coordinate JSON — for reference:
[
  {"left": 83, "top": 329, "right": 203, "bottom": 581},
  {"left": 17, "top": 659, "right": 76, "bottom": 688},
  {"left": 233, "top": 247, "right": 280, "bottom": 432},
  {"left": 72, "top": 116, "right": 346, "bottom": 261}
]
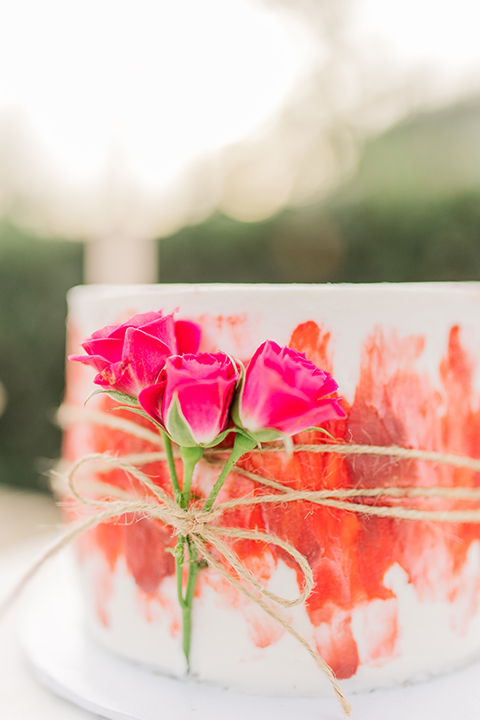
[
  {"left": 140, "top": 313, "right": 178, "bottom": 351},
  {"left": 138, "top": 382, "right": 166, "bottom": 425},
  {"left": 90, "top": 322, "right": 122, "bottom": 340},
  {"left": 67, "top": 353, "right": 110, "bottom": 372},
  {"left": 175, "top": 320, "right": 202, "bottom": 354},
  {"left": 122, "top": 327, "right": 175, "bottom": 390},
  {"left": 81, "top": 337, "right": 124, "bottom": 364},
  {"left": 95, "top": 361, "right": 138, "bottom": 396},
  {"left": 268, "top": 396, "right": 346, "bottom": 435},
  {"left": 109, "top": 311, "right": 165, "bottom": 340},
  {"left": 175, "top": 376, "right": 236, "bottom": 444}
]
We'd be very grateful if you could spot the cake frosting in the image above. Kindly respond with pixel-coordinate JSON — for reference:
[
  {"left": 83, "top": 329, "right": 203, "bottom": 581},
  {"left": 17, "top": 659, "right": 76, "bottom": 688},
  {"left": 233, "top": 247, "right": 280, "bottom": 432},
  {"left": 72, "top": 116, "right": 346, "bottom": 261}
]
[{"left": 62, "top": 283, "right": 480, "bottom": 696}]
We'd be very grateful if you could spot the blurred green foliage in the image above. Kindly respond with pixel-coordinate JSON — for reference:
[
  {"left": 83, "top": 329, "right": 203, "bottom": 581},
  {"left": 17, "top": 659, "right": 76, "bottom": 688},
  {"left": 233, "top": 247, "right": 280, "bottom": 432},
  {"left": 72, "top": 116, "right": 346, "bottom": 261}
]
[
  {"left": 0, "top": 225, "right": 83, "bottom": 489},
  {"left": 2, "top": 101, "right": 480, "bottom": 489},
  {"left": 162, "top": 99, "right": 480, "bottom": 285},
  {"left": 337, "top": 98, "right": 480, "bottom": 207},
  {"left": 160, "top": 192, "right": 480, "bottom": 284}
]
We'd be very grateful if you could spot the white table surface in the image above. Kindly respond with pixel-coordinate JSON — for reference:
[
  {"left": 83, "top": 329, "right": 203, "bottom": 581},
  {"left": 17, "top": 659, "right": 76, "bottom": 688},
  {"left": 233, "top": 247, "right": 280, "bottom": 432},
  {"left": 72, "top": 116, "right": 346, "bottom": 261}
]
[
  {"left": 0, "top": 486, "right": 93, "bottom": 717},
  {"left": 0, "top": 537, "right": 97, "bottom": 719},
  {"left": 0, "top": 486, "right": 61, "bottom": 552}
]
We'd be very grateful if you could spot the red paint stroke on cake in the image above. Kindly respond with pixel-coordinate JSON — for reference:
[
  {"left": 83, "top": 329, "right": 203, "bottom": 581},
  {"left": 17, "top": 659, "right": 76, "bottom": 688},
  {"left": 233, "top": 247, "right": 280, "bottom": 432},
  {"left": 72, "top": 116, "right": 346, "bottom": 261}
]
[
  {"left": 71, "top": 319, "right": 480, "bottom": 679},
  {"left": 197, "top": 313, "right": 249, "bottom": 355},
  {"left": 289, "top": 320, "right": 333, "bottom": 375}
]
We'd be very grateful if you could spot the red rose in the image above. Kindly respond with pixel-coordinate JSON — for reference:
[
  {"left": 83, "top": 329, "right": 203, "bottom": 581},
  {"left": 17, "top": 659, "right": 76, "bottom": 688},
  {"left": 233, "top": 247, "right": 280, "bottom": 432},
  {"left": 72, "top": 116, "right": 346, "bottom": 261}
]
[
  {"left": 233, "top": 340, "right": 345, "bottom": 441},
  {"left": 139, "top": 352, "right": 239, "bottom": 447},
  {"left": 69, "top": 311, "right": 201, "bottom": 398}
]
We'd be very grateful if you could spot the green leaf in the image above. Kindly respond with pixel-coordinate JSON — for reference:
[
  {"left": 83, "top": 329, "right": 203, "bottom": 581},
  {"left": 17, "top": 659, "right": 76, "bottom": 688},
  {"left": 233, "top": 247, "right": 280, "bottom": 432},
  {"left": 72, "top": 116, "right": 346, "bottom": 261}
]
[
  {"left": 305, "top": 426, "right": 336, "bottom": 441},
  {"left": 105, "top": 390, "right": 140, "bottom": 406},
  {"left": 109, "top": 405, "right": 151, "bottom": 419},
  {"left": 84, "top": 387, "right": 108, "bottom": 405},
  {"left": 107, "top": 405, "right": 165, "bottom": 435},
  {"left": 84, "top": 387, "right": 139, "bottom": 407}
]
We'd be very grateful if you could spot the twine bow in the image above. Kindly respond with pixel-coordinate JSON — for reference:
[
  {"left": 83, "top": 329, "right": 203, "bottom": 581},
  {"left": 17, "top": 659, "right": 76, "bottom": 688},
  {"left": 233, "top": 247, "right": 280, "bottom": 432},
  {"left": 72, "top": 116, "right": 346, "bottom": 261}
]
[{"left": 62, "top": 452, "right": 350, "bottom": 714}]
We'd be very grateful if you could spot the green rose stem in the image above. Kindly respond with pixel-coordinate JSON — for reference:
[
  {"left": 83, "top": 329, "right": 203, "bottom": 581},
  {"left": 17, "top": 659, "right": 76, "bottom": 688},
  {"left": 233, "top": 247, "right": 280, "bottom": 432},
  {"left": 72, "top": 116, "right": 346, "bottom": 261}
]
[
  {"left": 169, "top": 434, "right": 256, "bottom": 671},
  {"left": 202, "top": 432, "right": 257, "bottom": 513},
  {"left": 161, "top": 430, "right": 201, "bottom": 668},
  {"left": 161, "top": 429, "right": 182, "bottom": 505},
  {"left": 180, "top": 446, "right": 204, "bottom": 509},
  {"left": 174, "top": 536, "right": 199, "bottom": 667},
  {"left": 173, "top": 445, "right": 204, "bottom": 670}
]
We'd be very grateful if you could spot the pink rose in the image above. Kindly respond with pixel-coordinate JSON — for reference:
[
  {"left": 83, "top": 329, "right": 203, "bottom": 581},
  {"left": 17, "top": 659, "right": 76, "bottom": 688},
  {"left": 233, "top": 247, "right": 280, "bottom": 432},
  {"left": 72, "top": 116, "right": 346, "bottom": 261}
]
[
  {"left": 68, "top": 311, "right": 201, "bottom": 398},
  {"left": 233, "top": 340, "right": 345, "bottom": 440},
  {"left": 138, "top": 353, "right": 239, "bottom": 447}
]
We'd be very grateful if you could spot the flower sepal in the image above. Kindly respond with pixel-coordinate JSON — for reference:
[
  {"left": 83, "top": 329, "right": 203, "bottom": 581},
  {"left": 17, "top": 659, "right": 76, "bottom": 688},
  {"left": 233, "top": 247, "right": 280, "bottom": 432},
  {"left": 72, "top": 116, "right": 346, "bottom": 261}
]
[
  {"left": 180, "top": 445, "right": 204, "bottom": 466},
  {"left": 163, "top": 393, "right": 239, "bottom": 449},
  {"left": 230, "top": 359, "right": 246, "bottom": 427},
  {"left": 164, "top": 394, "right": 197, "bottom": 447},
  {"left": 238, "top": 427, "right": 282, "bottom": 443},
  {"left": 201, "top": 426, "right": 239, "bottom": 448},
  {"left": 231, "top": 430, "right": 258, "bottom": 452}
]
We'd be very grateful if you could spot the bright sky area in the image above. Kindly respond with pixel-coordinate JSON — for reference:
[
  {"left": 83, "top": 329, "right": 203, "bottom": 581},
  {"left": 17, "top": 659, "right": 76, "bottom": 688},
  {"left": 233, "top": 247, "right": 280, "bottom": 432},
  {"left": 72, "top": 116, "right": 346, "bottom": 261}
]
[{"left": 0, "top": 0, "right": 478, "bottom": 238}]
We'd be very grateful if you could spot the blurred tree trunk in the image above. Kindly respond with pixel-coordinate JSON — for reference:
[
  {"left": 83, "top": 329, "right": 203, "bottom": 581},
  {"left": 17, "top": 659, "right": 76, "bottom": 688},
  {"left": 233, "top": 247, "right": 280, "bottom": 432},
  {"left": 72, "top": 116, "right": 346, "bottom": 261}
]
[{"left": 84, "top": 235, "right": 158, "bottom": 284}]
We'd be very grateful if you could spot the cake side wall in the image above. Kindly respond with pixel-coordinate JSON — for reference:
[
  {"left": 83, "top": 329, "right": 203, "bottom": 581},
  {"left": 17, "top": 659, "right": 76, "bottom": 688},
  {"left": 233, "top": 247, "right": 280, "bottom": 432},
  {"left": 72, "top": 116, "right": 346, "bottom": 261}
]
[
  {"left": 77, "top": 548, "right": 480, "bottom": 696},
  {"left": 63, "top": 284, "right": 480, "bottom": 695}
]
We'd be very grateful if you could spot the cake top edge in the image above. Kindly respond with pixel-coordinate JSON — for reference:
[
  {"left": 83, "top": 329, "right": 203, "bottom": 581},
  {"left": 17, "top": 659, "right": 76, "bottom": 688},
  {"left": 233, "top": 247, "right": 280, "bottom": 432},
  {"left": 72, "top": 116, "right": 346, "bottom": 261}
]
[{"left": 67, "top": 281, "right": 480, "bottom": 305}]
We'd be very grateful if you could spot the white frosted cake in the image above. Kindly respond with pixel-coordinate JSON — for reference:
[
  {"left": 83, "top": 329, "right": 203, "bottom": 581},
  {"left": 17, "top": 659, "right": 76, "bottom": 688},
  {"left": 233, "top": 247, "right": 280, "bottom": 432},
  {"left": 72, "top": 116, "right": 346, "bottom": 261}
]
[{"left": 62, "top": 283, "right": 480, "bottom": 697}]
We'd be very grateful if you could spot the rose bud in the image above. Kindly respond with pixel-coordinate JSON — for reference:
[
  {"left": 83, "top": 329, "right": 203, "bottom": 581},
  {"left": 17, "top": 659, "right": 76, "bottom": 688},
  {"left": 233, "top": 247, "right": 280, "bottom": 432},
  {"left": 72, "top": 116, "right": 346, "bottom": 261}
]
[
  {"left": 232, "top": 340, "right": 345, "bottom": 441},
  {"left": 69, "top": 311, "right": 201, "bottom": 400},
  {"left": 138, "top": 353, "right": 239, "bottom": 447}
]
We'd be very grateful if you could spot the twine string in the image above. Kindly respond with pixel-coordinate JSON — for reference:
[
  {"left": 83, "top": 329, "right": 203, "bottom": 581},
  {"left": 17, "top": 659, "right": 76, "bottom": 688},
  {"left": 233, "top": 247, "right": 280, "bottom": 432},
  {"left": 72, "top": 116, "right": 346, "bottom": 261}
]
[
  {"left": 211, "top": 490, "right": 480, "bottom": 523},
  {"left": 57, "top": 404, "right": 164, "bottom": 446},
  {"left": 197, "top": 526, "right": 314, "bottom": 608}
]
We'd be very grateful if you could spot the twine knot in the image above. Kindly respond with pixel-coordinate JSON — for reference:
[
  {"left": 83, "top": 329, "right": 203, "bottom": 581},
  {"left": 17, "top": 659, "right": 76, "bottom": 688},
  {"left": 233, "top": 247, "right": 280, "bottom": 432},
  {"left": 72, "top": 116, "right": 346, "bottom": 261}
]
[{"left": 169, "top": 505, "right": 211, "bottom": 538}]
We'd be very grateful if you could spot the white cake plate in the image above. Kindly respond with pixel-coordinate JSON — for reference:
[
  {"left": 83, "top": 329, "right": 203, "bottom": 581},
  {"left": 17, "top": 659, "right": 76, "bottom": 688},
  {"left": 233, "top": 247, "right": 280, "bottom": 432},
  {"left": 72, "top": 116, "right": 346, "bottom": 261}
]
[{"left": 19, "top": 548, "right": 480, "bottom": 720}]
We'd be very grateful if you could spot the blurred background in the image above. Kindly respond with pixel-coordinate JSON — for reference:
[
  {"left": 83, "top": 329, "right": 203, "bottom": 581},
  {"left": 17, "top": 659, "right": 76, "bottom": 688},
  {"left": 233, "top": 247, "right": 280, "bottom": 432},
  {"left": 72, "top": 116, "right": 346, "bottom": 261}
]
[{"left": 1, "top": 0, "right": 480, "bottom": 500}]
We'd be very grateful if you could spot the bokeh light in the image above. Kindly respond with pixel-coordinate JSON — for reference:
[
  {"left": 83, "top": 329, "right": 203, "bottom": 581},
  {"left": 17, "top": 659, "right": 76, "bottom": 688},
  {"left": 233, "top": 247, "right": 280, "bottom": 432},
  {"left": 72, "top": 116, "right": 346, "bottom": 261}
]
[{"left": 0, "top": 0, "right": 316, "bottom": 244}]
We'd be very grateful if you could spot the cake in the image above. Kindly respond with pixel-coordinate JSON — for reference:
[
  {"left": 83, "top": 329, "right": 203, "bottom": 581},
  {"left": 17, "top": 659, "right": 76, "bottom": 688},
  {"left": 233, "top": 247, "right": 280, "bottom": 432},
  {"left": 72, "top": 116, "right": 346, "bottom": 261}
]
[{"left": 61, "top": 282, "right": 480, "bottom": 700}]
